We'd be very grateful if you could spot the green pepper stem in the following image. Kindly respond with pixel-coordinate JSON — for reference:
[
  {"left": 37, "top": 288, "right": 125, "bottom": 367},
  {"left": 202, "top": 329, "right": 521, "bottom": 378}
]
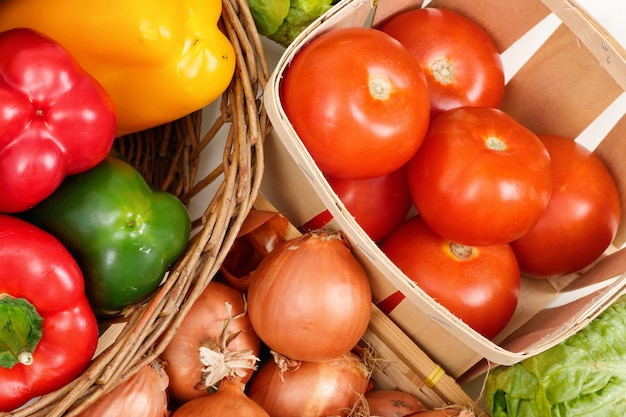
[{"left": 0, "top": 295, "right": 43, "bottom": 369}]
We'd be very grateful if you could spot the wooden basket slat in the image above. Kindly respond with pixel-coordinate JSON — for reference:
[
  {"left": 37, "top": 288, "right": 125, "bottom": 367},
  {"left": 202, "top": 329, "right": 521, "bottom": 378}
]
[
  {"left": 596, "top": 114, "right": 626, "bottom": 245},
  {"left": 426, "top": 0, "right": 552, "bottom": 53},
  {"left": 502, "top": 24, "right": 621, "bottom": 139}
]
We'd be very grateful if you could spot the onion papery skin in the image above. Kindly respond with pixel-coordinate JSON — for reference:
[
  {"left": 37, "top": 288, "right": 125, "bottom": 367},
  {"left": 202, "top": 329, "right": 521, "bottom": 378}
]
[
  {"left": 221, "top": 210, "right": 289, "bottom": 292},
  {"left": 160, "top": 281, "right": 261, "bottom": 404},
  {"left": 171, "top": 378, "right": 269, "bottom": 417},
  {"left": 247, "top": 352, "right": 371, "bottom": 417},
  {"left": 364, "top": 389, "right": 426, "bottom": 417},
  {"left": 75, "top": 361, "right": 170, "bottom": 417},
  {"left": 247, "top": 231, "right": 372, "bottom": 362}
]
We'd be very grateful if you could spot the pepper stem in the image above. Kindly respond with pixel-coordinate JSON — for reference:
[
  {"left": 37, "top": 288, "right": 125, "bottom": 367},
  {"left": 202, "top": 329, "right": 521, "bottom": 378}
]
[{"left": 0, "top": 295, "right": 43, "bottom": 369}]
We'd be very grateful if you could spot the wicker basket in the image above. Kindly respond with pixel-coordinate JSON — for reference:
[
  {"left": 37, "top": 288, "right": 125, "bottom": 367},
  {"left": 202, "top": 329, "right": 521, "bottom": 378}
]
[{"left": 5, "top": 0, "right": 268, "bottom": 415}]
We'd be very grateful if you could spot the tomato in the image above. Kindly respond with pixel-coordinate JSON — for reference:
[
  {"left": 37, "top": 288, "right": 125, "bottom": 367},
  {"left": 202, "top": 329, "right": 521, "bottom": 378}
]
[
  {"left": 279, "top": 27, "right": 431, "bottom": 180},
  {"left": 378, "top": 7, "right": 504, "bottom": 120},
  {"left": 407, "top": 106, "right": 552, "bottom": 246},
  {"left": 510, "top": 134, "right": 621, "bottom": 278},
  {"left": 381, "top": 215, "right": 520, "bottom": 339},
  {"left": 303, "top": 166, "right": 413, "bottom": 242}
]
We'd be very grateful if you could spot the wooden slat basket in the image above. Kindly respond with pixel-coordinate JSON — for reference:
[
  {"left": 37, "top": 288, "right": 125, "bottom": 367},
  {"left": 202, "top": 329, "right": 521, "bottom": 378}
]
[
  {"left": 4, "top": 0, "right": 268, "bottom": 415},
  {"left": 261, "top": 0, "right": 626, "bottom": 381}
]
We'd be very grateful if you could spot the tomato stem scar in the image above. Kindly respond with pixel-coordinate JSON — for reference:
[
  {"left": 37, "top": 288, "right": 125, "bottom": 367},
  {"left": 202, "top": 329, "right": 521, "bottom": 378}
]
[
  {"left": 450, "top": 242, "right": 473, "bottom": 259},
  {"left": 431, "top": 59, "right": 455, "bottom": 85},
  {"left": 486, "top": 136, "right": 507, "bottom": 151},
  {"left": 368, "top": 74, "right": 391, "bottom": 100}
]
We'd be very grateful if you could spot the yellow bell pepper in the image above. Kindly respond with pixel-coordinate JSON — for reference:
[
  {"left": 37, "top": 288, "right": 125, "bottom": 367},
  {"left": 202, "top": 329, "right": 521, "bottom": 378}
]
[{"left": 0, "top": 0, "right": 235, "bottom": 136}]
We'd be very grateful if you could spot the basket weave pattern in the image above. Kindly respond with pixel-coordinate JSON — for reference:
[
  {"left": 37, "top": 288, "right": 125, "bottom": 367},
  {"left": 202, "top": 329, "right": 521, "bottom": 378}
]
[{"left": 5, "top": 0, "right": 268, "bottom": 415}]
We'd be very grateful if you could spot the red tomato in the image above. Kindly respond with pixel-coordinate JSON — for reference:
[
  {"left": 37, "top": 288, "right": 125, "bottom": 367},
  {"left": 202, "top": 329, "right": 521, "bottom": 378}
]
[
  {"left": 510, "top": 134, "right": 621, "bottom": 278},
  {"left": 407, "top": 107, "right": 552, "bottom": 246},
  {"left": 312, "top": 167, "right": 413, "bottom": 242},
  {"left": 280, "top": 27, "right": 431, "bottom": 180},
  {"left": 381, "top": 216, "right": 520, "bottom": 339},
  {"left": 379, "top": 7, "right": 504, "bottom": 120}
]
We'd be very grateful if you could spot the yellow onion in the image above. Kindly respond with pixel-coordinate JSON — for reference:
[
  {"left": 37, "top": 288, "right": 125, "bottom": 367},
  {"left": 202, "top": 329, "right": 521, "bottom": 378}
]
[
  {"left": 363, "top": 389, "right": 425, "bottom": 417},
  {"left": 220, "top": 210, "right": 289, "bottom": 292},
  {"left": 75, "top": 361, "right": 169, "bottom": 417},
  {"left": 160, "top": 281, "right": 260, "bottom": 404},
  {"left": 171, "top": 378, "right": 269, "bottom": 417},
  {"left": 247, "top": 231, "right": 372, "bottom": 362},
  {"left": 247, "top": 351, "right": 371, "bottom": 417}
]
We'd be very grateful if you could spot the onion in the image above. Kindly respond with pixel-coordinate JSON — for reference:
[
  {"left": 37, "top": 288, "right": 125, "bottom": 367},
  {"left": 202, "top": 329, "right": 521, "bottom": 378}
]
[
  {"left": 221, "top": 210, "right": 289, "bottom": 292},
  {"left": 75, "top": 361, "right": 169, "bottom": 417},
  {"left": 247, "top": 231, "right": 372, "bottom": 362},
  {"left": 363, "top": 389, "right": 425, "bottom": 417},
  {"left": 171, "top": 378, "right": 269, "bottom": 417},
  {"left": 160, "top": 281, "right": 261, "bottom": 404},
  {"left": 247, "top": 351, "right": 371, "bottom": 417}
]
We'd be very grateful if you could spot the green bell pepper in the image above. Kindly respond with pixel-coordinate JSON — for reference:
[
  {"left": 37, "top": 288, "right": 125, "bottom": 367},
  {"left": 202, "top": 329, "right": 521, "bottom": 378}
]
[{"left": 23, "top": 155, "right": 190, "bottom": 316}]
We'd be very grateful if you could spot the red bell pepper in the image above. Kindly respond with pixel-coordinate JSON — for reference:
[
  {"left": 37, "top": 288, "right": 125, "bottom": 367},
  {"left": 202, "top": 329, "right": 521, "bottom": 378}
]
[
  {"left": 0, "top": 27, "right": 116, "bottom": 213},
  {"left": 0, "top": 214, "right": 99, "bottom": 412}
]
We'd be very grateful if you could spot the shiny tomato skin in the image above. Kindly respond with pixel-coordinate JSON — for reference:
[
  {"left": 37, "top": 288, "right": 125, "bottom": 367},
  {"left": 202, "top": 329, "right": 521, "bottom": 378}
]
[
  {"left": 510, "top": 134, "right": 621, "bottom": 278},
  {"left": 408, "top": 106, "right": 552, "bottom": 246},
  {"left": 379, "top": 7, "right": 504, "bottom": 120},
  {"left": 381, "top": 216, "right": 520, "bottom": 339},
  {"left": 280, "top": 27, "right": 431, "bottom": 180},
  {"left": 326, "top": 166, "right": 413, "bottom": 243}
]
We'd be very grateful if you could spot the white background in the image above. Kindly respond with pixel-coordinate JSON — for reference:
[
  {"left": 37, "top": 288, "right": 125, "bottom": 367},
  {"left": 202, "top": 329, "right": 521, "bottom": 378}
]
[{"left": 577, "top": 0, "right": 626, "bottom": 47}]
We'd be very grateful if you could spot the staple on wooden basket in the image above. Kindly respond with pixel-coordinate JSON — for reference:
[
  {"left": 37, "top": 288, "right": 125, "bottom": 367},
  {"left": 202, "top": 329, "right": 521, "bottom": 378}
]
[{"left": 5, "top": 0, "right": 268, "bottom": 415}]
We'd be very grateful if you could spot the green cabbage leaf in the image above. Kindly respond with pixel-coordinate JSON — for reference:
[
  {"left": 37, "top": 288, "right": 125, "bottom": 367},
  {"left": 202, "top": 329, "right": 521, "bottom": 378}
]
[
  {"left": 485, "top": 295, "right": 626, "bottom": 417},
  {"left": 248, "top": 0, "right": 291, "bottom": 37},
  {"left": 248, "top": 0, "right": 337, "bottom": 47}
]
